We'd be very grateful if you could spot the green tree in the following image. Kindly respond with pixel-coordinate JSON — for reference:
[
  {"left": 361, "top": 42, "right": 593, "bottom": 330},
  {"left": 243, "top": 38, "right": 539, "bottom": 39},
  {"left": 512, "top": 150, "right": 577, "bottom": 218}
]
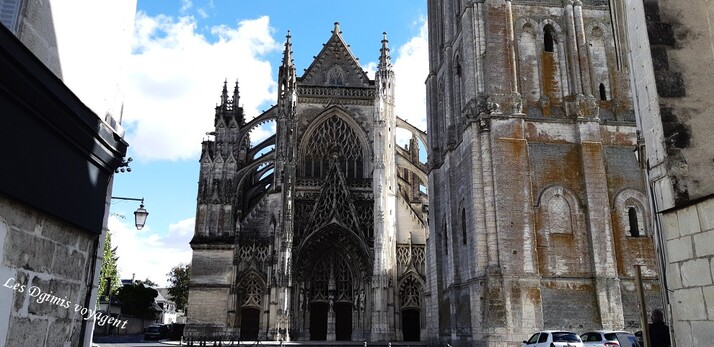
[
  {"left": 137, "top": 278, "right": 158, "bottom": 287},
  {"left": 167, "top": 263, "right": 190, "bottom": 312},
  {"left": 116, "top": 282, "right": 159, "bottom": 318},
  {"left": 98, "top": 229, "right": 120, "bottom": 304}
]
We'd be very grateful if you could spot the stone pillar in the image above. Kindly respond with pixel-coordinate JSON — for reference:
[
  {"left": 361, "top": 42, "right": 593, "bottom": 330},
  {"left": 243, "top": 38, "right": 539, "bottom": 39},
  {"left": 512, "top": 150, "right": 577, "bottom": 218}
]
[
  {"left": 563, "top": 0, "right": 582, "bottom": 95},
  {"left": 327, "top": 299, "right": 336, "bottom": 341},
  {"left": 573, "top": 0, "right": 593, "bottom": 96},
  {"left": 576, "top": 119, "right": 624, "bottom": 328}
]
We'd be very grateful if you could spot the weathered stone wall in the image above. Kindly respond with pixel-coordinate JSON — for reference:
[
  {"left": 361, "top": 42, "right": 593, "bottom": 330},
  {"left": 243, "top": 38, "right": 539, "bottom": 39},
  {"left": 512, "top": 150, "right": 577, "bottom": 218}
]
[
  {"left": 0, "top": 194, "right": 96, "bottom": 346},
  {"left": 426, "top": 0, "right": 661, "bottom": 345},
  {"left": 622, "top": 0, "right": 714, "bottom": 345},
  {"left": 660, "top": 202, "right": 714, "bottom": 345},
  {"left": 188, "top": 247, "right": 233, "bottom": 326}
]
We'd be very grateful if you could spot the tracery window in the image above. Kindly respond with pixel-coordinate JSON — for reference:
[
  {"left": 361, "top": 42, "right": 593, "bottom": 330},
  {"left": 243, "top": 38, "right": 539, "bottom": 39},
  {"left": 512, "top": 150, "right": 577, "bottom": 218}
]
[
  {"left": 303, "top": 115, "right": 364, "bottom": 178},
  {"left": 336, "top": 258, "right": 352, "bottom": 302},
  {"left": 311, "top": 261, "right": 329, "bottom": 301},
  {"left": 399, "top": 276, "right": 421, "bottom": 308},
  {"left": 327, "top": 66, "right": 345, "bottom": 86},
  {"left": 240, "top": 274, "right": 263, "bottom": 307}
]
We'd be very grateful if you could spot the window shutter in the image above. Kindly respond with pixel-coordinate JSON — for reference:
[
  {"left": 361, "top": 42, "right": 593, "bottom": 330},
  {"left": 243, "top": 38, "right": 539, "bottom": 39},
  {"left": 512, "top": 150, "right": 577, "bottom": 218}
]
[{"left": 0, "top": 0, "right": 22, "bottom": 34}]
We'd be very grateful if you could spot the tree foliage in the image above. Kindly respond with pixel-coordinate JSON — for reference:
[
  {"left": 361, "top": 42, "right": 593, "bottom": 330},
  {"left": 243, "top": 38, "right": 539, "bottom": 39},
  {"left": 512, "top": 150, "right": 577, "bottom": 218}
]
[
  {"left": 167, "top": 263, "right": 190, "bottom": 312},
  {"left": 137, "top": 278, "right": 158, "bottom": 287},
  {"left": 116, "top": 282, "right": 159, "bottom": 318},
  {"left": 98, "top": 229, "right": 120, "bottom": 304}
]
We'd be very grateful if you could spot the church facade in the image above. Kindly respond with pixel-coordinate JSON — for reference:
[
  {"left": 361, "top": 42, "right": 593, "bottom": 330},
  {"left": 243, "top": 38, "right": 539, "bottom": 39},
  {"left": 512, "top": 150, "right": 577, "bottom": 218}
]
[
  {"left": 424, "top": 0, "right": 662, "bottom": 346},
  {"left": 186, "top": 23, "right": 429, "bottom": 342}
]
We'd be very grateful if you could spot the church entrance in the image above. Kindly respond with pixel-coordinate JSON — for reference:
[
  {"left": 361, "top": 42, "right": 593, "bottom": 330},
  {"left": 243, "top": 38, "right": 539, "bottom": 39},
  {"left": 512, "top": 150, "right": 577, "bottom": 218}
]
[
  {"left": 402, "top": 309, "right": 420, "bottom": 341},
  {"left": 240, "top": 307, "right": 260, "bottom": 340},
  {"left": 309, "top": 302, "right": 328, "bottom": 340},
  {"left": 334, "top": 302, "right": 352, "bottom": 340}
]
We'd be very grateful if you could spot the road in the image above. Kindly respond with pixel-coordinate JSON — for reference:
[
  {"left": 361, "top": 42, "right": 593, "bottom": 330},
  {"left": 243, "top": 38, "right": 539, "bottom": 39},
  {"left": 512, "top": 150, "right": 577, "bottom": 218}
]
[{"left": 92, "top": 334, "right": 175, "bottom": 347}]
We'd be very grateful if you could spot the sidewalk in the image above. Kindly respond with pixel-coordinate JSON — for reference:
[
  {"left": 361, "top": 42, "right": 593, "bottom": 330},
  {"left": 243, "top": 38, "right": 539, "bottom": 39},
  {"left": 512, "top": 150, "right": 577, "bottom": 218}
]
[{"left": 158, "top": 341, "right": 426, "bottom": 346}]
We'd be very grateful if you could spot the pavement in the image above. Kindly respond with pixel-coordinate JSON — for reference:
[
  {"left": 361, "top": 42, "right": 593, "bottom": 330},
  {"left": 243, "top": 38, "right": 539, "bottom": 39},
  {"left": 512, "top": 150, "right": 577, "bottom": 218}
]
[{"left": 93, "top": 334, "right": 426, "bottom": 346}]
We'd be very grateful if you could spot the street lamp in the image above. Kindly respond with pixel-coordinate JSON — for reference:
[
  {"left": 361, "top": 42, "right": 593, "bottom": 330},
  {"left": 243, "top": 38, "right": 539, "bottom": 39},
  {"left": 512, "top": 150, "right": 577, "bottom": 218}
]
[{"left": 111, "top": 197, "right": 149, "bottom": 230}]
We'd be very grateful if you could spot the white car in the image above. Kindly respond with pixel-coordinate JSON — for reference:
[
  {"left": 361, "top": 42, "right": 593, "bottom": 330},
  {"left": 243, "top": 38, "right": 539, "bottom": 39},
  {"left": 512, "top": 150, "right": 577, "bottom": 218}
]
[
  {"left": 522, "top": 330, "right": 584, "bottom": 347},
  {"left": 580, "top": 330, "right": 640, "bottom": 347}
]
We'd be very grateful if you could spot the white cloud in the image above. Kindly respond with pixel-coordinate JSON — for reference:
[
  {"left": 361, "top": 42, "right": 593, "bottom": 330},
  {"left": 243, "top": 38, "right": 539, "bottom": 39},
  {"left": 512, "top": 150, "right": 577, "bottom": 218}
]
[
  {"left": 122, "top": 13, "right": 280, "bottom": 162},
  {"left": 392, "top": 17, "right": 429, "bottom": 135},
  {"left": 109, "top": 215, "right": 194, "bottom": 287},
  {"left": 168, "top": 217, "right": 195, "bottom": 238},
  {"left": 363, "top": 61, "right": 377, "bottom": 80},
  {"left": 180, "top": 0, "right": 192, "bottom": 13}
]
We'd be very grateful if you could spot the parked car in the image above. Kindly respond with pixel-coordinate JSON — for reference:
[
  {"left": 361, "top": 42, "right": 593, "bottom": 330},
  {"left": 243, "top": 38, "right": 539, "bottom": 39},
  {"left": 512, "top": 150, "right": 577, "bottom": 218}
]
[
  {"left": 144, "top": 324, "right": 170, "bottom": 340},
  {"left": 522, "top": 330, "right": 584, "bottom": 347},
  {"left": 581, "top": 330, "right": 639, "bottom": 347},
  {"left": 613, "top": 331, "right": 641, "bottom": 347}
]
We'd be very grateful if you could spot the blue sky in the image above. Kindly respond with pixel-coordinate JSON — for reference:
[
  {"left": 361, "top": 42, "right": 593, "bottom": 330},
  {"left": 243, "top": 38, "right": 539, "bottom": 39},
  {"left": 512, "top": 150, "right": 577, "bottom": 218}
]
[{"left": 107, "top": 0, "right": 428, "bottom": 286}]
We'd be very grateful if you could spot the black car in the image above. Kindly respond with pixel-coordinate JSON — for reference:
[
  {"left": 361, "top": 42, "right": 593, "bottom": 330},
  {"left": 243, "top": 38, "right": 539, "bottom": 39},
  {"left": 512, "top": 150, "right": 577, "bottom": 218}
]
[{"left": 144, "top": 324, "right": 170, "bottom": 340}]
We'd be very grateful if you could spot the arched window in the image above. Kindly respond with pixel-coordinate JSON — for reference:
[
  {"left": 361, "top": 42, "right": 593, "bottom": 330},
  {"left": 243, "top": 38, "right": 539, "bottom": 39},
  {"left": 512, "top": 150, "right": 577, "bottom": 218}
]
[
  {"left": 304, "top": 115, "right": 364, "bottom": 178},
  {"left": 327, "top": 66, "right": 345, "bottom": 86},
  {"left": 544, "top": 26, "right": 555, "bottom": 53},
  {"left": 399, "top": 275, "right": 422, "bottom": 308},
  {"left": 461, "top": 209, "right": 467, "bottom": 245},
  {"left": 239, "top": 273, "right": 263, "bottom": 308},
  {"left": 599, "top": 83, "right": 607, "bottom": 101},
  {"left": 547, "top": 194, "right": 573, "bottom": 234},
  {"left": 615, "top": 190, "right": 649, "bottom": 238},
  {"left": 628, "top": 207, "right": 640, "bottom": 237}
]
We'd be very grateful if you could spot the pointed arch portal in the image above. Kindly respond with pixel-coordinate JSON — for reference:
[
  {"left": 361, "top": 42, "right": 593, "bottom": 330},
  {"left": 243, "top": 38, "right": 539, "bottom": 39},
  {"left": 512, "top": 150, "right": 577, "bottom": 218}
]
[{"left": 296, "top": 223, "right": 370, "bottom": 341}]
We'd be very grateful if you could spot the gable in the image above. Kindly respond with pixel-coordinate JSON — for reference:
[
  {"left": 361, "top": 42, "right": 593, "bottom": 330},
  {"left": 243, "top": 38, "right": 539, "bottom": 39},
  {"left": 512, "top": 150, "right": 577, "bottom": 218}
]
[{"left": 300, "top": 23, "right": 371, "bottom": 87}]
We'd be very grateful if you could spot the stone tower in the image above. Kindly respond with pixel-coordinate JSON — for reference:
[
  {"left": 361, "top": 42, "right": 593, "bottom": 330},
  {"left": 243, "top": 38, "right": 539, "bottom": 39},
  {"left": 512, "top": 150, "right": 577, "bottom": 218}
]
[
  {"left": 425, "top": 1, "right": 662, "bottom": 345},
  {"left": 187, "top": 23, "right": 429, "bottom": 342}
]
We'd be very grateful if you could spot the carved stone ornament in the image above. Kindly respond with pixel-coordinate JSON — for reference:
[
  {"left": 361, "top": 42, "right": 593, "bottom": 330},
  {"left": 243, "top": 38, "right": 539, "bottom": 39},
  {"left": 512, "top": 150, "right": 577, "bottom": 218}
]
[{"left": 511, "top": 92, "right": 524, "bottom": 115}]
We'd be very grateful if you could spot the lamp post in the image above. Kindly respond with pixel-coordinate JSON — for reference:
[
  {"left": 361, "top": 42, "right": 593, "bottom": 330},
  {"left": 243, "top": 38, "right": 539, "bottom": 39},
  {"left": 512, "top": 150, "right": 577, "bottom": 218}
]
[{"left": 111, "top": 196, "right": 149, "bottom": 230}]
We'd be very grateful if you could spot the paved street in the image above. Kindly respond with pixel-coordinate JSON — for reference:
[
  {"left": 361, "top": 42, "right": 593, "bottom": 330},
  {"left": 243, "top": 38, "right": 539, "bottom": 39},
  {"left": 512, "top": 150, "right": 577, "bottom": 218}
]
[
  {"left": 92, "top": 335, "right": 425, "bottom": 347},
  {"left": 92, "top": 334, "right": 172, "bottom": 347}
]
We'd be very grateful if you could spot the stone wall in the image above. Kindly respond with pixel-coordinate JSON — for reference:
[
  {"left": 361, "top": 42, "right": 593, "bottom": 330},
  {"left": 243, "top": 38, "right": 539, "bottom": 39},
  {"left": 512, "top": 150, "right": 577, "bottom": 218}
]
[
  {"left": 0, "top": 194, "right": 98, "bottom": 346},
  {"left": 623, "top": 0, "right": 714, "bottom": 345},
  {"left": 660, "top": 201, "right": 714, "bottom": 346}
]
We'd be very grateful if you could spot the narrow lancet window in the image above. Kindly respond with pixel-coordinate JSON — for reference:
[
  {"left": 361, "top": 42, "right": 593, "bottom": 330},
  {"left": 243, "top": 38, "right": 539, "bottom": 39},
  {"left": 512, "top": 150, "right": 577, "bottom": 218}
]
[
  {"left": 599, "top": 83, "right": 607, "bottom": 101},
  {"left": 544, "top": 27, "right": 555, "bottom": 53},
  {"left": 461, "top": 209, "right": 467, "bottom": 245},
  {"left": 628, "top": 207, "right": 640, "bottom": 237}
]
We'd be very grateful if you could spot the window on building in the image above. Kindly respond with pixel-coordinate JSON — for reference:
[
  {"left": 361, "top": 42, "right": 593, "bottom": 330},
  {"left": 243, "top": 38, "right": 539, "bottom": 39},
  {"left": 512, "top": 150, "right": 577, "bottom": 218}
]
[
  {"left": 443, "top": 220, "right": 448, "bottom": 254},
  {"left": 461, "top": 209, "right": 467, "bottom": 245},
  {"left": 547, "top": 194, "right": 572, "bottom": 234},
  {"left": 544, "top": 26, "right": 555, "bottom": 53},
  {"left": 628, "top": 207, "right": 640, "bottom": 237},
  {"left": 303, "top": 115, "right": 363, "bottom": 178},
  {"left": 599, "top": 83, "right": 607, "bottom": 101}
]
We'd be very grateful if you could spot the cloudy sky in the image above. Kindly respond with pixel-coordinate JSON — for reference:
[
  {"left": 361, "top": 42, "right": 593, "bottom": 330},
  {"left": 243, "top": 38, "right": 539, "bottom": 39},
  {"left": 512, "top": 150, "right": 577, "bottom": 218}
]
[{"left": 59, "top": 0, "right": 428, "bottom": 286}]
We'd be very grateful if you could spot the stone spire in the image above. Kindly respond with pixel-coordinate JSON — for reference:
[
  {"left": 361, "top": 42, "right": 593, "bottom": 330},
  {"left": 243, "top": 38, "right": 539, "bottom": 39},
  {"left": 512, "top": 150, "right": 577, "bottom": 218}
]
[
  {"left": 232, "top": 80, "right": 240, "bottom": 110},
  {"left": 279, "top": 30, "right": 296, "bottom": 91},
  {"left": 378, "top": 32, "right": 391, "bottom": 72},
  {"left": 220, "top": 79, "right": 229, "bottom": 107}
]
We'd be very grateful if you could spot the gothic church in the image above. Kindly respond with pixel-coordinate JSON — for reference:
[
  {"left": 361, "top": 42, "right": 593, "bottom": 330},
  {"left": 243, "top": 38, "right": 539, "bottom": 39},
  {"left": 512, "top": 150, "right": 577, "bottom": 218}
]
[
  {"left": 187, "top": 23, "right": 429, "bottom": 342},
  {"left": 188, "top": 1, "right": 664, "bottom": 345}
]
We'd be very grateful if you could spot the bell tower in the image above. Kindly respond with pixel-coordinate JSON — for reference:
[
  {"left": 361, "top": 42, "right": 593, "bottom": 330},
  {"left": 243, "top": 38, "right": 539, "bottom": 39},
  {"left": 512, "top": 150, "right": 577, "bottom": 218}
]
[{"left": 425, "top": 0, "right": 660, "bottom": 345}]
